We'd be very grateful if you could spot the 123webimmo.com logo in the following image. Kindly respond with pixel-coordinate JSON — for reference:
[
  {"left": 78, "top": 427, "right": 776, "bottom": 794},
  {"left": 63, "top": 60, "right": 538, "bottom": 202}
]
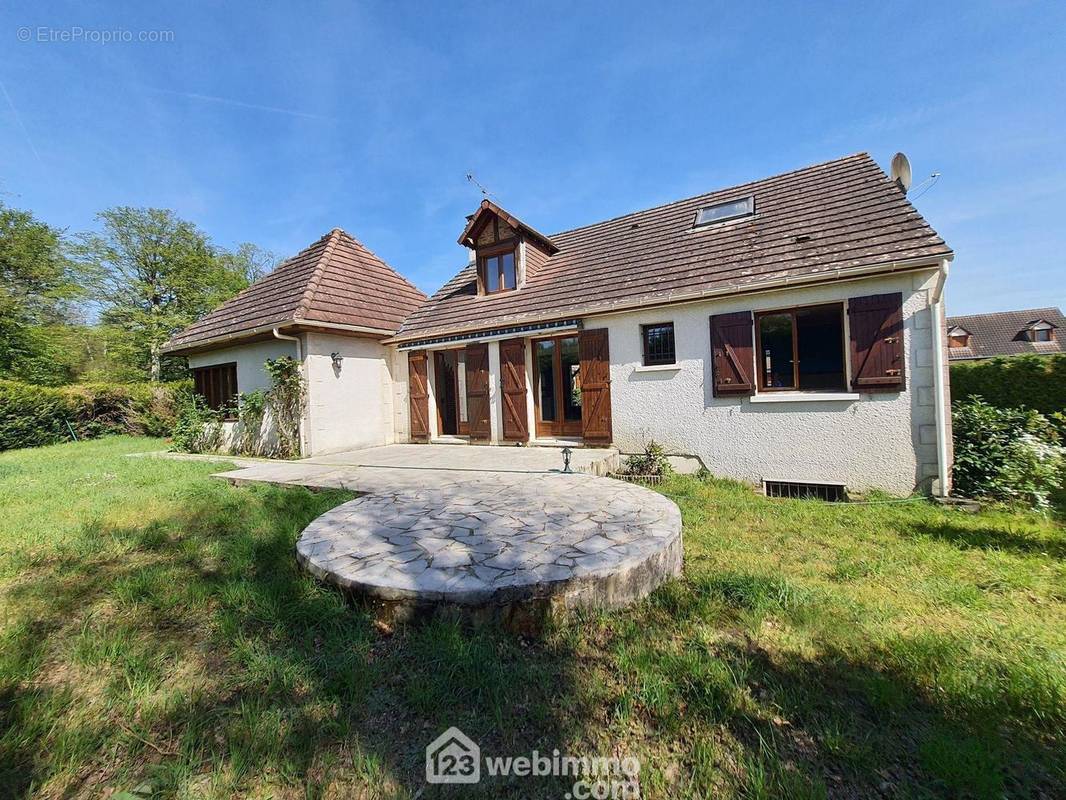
[
  {"left": 425, "top": 726, "right": 480, "bottom": 784},
  {"left": 426, "top": 726, "right": 641, "bottom": 797}
]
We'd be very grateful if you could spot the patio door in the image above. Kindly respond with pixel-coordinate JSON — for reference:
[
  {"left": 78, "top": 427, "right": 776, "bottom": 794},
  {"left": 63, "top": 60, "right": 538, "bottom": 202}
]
[
  {"left": 433, "top": 350, "right": 468, "bottom": 436},
  {"left": 532, "top": 334, "right": 583, "bottom": 438}
]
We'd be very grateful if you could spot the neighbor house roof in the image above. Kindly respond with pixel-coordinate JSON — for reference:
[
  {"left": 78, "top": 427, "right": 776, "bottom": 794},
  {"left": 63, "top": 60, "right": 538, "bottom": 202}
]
[
  {"left": 164, "top": 228, "right": 426, "bottom": 353},
  {"left": 945, "top": 307, "right": 1065, "bottom": 361},
  {"left": 394, "top": 152, "right": 952, "bottom": 343}
]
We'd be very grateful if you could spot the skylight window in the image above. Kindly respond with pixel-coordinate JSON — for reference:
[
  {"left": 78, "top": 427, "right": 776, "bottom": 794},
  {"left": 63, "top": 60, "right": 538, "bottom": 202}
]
[{"left": 694, "top": 196, "right": 754, "bottom": 227}]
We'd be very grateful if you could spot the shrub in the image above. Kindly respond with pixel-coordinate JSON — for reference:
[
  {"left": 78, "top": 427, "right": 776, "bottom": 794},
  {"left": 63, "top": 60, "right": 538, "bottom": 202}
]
[
  {"left": 950, "top": 353, "right": 1066, "bottom": 416},
  {"left": 0, "top": 379, "right": 188, "bottom": 452},
  {"left": 621, "top": 439, "right": 673, "bottom": 478},
  {"left": 952, "top": 397, "right": 1064, "bottom": 509},
  {"left": 169, "top": 389, "right": 224, "bottom": 454}
]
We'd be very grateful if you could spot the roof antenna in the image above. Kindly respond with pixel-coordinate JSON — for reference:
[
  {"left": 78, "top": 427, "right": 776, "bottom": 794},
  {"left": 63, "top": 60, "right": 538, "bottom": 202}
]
[
  {"left": 466, "top": 172, "right": 496, "bottom": 201},
  {"left": 909, "top": 172, "right": 941, "bottom": 200}
]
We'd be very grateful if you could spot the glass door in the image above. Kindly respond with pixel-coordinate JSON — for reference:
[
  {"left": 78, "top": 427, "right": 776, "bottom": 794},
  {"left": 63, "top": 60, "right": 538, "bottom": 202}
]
[{"left": 532, "top": 335, "right": 582, "bottom": 438}]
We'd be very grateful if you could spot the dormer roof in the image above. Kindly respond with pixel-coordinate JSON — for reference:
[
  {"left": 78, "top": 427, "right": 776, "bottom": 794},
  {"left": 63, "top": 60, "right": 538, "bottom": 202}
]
[{"left": 458, "top": 199, "right": 559, "bottom": 255}]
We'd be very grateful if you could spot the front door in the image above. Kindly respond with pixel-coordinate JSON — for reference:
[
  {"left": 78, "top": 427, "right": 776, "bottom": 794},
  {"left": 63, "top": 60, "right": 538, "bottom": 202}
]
[{"left": 532, "top": 334, "right": 583, "bottom": 438}]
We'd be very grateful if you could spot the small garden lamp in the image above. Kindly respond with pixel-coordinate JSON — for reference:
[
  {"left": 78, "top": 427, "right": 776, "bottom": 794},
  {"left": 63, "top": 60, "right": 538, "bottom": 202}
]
[{"left": 561, "top": 446, "right": 573, "bottom": 473}]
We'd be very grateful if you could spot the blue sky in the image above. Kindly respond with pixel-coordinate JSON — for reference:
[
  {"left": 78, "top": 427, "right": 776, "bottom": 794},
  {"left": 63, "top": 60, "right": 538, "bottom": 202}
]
[{"left": 1, "top": 1, "right": 1063, "bottom": 315}]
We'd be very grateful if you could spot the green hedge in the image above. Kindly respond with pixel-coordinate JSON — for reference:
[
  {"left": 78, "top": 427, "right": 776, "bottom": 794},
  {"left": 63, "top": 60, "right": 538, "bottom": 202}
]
[
  {"left": 0, "top": 379, "right": 189, "bottom": 452},
  {"left": 950, "top": 353, "right": 1066, "bottom": 416}
]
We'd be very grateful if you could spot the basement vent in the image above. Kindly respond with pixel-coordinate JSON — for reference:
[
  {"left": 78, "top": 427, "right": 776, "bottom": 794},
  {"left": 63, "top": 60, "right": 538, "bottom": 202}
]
[{"left": 763, "top": 480, "right": 847, "bottom": 502}]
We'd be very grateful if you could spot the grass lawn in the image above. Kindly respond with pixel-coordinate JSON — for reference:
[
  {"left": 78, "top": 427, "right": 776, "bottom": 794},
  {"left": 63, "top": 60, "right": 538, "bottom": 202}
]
[{"left": 1, "top": 437, "right": 1063, "bottom": 799}]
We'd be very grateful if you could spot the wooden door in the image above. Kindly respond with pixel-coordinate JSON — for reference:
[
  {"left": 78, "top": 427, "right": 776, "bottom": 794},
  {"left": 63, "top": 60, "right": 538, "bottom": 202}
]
[
  {"left": 579, "top": 329, "right": 612, "bottom": 444},
  {"left": 434, "top": 350, "right": 458, "bottom": 435},
  {"left": 465, "top": 343, "right": 491, "bottom": 441},
  {"left": 499, "top": 338, "right": 529, "bottom": 442},
  {"left": 408, "top": 351, "right": 429, "bottom": 442}
]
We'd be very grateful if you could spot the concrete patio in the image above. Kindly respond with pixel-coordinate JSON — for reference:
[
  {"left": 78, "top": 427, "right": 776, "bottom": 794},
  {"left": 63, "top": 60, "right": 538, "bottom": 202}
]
[{"left": 205, "top": 444, "right": 681, "bottom": 618}]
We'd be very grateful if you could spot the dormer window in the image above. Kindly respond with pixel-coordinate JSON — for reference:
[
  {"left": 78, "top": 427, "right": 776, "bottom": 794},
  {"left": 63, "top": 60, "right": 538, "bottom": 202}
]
[
  {"left": 480, "top": 245, "right": 517, "bottom": 294},
  {"left": 1025, "top": 321, "right": 1055, "bottom": 342},
  {"left": 947, "top": 326, "right": 970, "bottom": 348},
  {"left": 694, "top": 196, "right": 754, "bottom": 227},
  {"left": 458, "top": 199, "right": 560, "bottom": 297}
]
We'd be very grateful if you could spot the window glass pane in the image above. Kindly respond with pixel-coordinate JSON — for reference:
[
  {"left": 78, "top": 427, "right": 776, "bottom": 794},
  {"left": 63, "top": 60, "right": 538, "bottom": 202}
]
[
  {"left": 796, "top": 306, "right": 846, "bottom": 390},
  {"left": 759, "top": 314, "right": 795, "bottom": 388},
  {"left": 500, "top": 251, "right": 516, "bottom": 290},
  {"left": 560, "top": 337, "right": 581, "bottom": 421},
  {"left": 456, "top": 351, "right": 468, "bottom": 423},
  {"left": 485, "top": 256, "right": 499, "bottom": 292},
  {"left": 537, "top": 341, "right": 556, "bottom": 421},
  {"left": 696, "top": 197, "right": 753, "bottom": 226},
  {"left": 642, "top": 323, "right": 676, "bottom": 366}
]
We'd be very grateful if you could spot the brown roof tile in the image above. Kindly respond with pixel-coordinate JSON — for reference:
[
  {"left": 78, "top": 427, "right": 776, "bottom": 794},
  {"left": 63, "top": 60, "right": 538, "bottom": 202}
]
[
  {"left": 395, "top": 153, "right": 953, "bottom": 341},
  {"left": 946, "top": 307, "right": 1065, "bottom": 360},
  {"left": 165, "top": 229, "right": 426, "bottom": 352}
]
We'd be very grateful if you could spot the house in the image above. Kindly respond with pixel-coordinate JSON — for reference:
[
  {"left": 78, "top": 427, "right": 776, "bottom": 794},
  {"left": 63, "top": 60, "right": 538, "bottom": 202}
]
[
  {"left": 161, "top": 229, "right": 426, "bottom": 453},
  {"left": 164, "top": 152, "right": 955, "bottom": 496},
  {"left": 945, "top": 307, "right": 1064, "bottom": 361}
]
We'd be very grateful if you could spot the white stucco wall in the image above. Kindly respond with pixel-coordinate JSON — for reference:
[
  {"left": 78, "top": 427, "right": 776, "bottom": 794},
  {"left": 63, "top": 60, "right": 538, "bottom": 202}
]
[
  {"left": 303, "top": 332, "right": 396, "bottom": 454},
  {"left": 187, "top": 339, "right": 298, "bottom": 395},
  {"left": 187, "top": 339, "right": 298, "bottom": 451},
  {"left": 587, "top": 269, "right": 943, "bottom": 495}
]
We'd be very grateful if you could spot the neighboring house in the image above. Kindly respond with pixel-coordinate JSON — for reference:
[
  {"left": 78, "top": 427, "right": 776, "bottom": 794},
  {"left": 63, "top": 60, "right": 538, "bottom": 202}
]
[
  {"left": 165, "top": 152, "right": 956, "bottom": 496},
  {"left": 945, "top": 307, "right": 1065, "bottom": 361}
]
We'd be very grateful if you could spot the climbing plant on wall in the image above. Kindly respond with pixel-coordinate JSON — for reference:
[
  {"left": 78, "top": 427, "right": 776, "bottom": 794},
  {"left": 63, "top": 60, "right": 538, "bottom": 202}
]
[
  {"left": 264, "top": 356, "right": 303, "bottom": 459},
  {"left": 234, "top": 389, "right": 267, "bottom": 457}
]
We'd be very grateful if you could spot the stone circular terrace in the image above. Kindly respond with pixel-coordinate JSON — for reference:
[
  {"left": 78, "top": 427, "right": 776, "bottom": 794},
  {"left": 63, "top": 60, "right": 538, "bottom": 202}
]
[{"left": 295, "top": 469, "right": 682, "bottom": 614}]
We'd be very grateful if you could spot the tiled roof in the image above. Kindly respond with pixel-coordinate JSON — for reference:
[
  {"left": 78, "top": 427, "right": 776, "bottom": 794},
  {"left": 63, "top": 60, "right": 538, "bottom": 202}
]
[
  {"left": 165, "top": 229, "right": 426, "bottom": 352},
  {"left": 395, "top": 152, "right": 952, "bottom": 341},
  {"left": 946, "top": 307, "right": 1065, "bottom": 361}
]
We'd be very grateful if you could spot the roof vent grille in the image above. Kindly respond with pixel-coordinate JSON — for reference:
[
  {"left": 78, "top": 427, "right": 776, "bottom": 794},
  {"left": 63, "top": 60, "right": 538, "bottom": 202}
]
[{"left": 764, "top": 480, "right": 847, "bottom": 502}]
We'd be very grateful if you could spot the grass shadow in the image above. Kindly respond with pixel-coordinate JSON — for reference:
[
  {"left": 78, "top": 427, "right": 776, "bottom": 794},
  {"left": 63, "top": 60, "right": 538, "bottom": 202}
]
[{"left": 0, "top": 478, "right": 587, "bottom": 798}]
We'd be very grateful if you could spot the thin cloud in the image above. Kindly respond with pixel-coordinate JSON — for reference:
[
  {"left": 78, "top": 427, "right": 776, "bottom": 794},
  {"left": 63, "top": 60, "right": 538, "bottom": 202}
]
[
  {"left": 0, "top": 78, "right": 44, "bottom": 168},
  {"left": 146, "top": 86, "right": 333, "bottom": 121}
]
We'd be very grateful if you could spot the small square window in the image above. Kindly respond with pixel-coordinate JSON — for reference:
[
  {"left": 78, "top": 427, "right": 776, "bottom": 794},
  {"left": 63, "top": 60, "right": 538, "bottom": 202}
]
[
  {"left": 695, "top": 196, "right": 754, "bottom": 227},
  {"left": 1031, "top": 328, "right": 1053, "bottom": 342},
  {"left": 478, "top": 246, "right": 517, "bottom": 295},
  {"left": 641, "top": 322, "right": 676, "bottom": 366}
]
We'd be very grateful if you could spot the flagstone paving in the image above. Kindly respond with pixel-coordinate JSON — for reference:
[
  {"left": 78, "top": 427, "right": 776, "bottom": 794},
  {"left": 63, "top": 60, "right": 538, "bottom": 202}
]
[{"left": 291, "top": 468, "right": 682, "bottom": 612}]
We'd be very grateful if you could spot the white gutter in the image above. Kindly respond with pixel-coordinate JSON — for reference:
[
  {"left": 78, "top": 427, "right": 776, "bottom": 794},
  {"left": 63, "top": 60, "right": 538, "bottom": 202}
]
[
  {"left": 272, "top": 328, "right": 307, "bottom": 458},
  {"left": 387, "top": 253, "right": 953, "bottom": 345},
  {"left": 162, "top": 319, "right": 395, "bottom": 355},
  {"left": 930, "top": 259, "right": 951, "bottom": 497}
]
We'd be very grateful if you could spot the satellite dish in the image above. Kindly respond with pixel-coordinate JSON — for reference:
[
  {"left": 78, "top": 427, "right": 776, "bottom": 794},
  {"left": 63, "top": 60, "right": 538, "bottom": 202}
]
[{"left": 890, "top": 152, "right": 912, "bottom": 193}]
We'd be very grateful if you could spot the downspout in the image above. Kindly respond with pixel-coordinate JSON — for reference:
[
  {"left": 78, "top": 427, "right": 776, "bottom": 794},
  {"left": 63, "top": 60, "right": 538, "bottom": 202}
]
[
  {"left": 272, "top": 328, "right": 307, "bottom": 458},
  {"left": 930, "top": 260, "right": 951, "bottom": 497}
]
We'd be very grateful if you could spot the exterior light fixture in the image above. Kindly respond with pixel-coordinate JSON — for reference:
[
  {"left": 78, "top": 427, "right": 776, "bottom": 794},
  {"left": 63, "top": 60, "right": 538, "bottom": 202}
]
[
  {"left": 330, "top": 352, "right": 343, "bottom": 369},
  {"left": 561, "top": 446, "right": 573, "bottom": 473}
]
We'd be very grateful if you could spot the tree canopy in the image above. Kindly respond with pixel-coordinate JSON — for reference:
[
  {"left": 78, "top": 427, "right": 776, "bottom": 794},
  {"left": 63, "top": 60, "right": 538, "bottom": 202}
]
[
  {"left": 77, "top": 207, "right": 273, "bottom": 381},
  {"left": 0, "top": 203, "right": 84, "bottom": 384}
]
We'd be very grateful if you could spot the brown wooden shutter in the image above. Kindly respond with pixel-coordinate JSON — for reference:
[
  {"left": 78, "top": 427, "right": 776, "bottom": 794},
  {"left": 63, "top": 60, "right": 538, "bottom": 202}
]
[
  {"left": 407, "top": 351, "right": 429, "bottom": 442},
  {"left": 499, "top": 338, "right": 529, "bottom": 442},
  {"left": 848, "top": 292, "right": 905, "bottom": 391},
  {"left": 710, "top": 312, "right": 755, "bottom": 395},
  {"left": 579, "top": 328, "right": 612, "bottom": 444},
  {"left": 465, "top": 343, "right": 491, "bottom": 441}
]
